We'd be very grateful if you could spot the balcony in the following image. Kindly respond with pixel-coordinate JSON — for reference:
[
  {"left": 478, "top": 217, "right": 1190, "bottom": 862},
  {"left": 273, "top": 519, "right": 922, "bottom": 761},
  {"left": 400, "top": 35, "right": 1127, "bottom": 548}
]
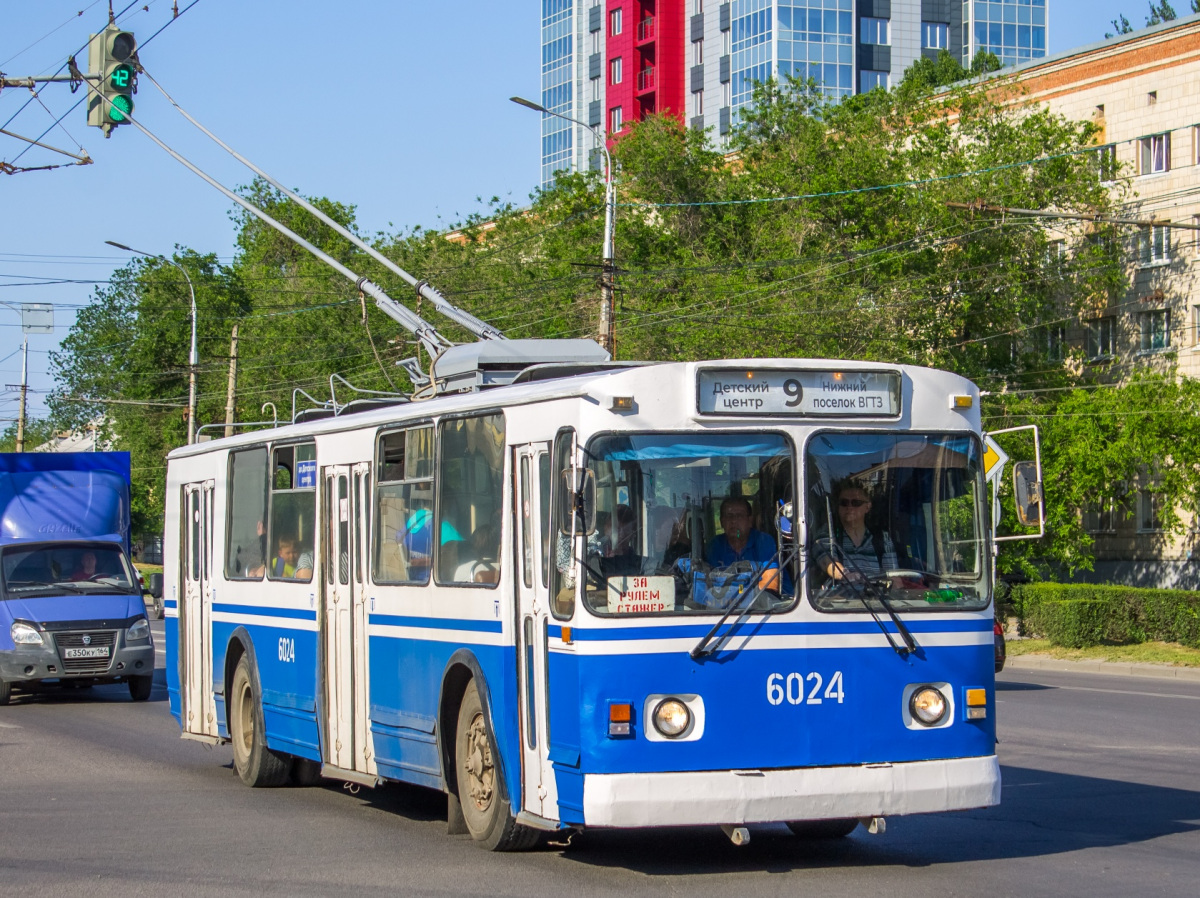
[
  {"left": 637, "top": 16, "right": 656, "bottom": 43},
  {"left": 637, "top": 66, "right": 657, "bottom": 93}
]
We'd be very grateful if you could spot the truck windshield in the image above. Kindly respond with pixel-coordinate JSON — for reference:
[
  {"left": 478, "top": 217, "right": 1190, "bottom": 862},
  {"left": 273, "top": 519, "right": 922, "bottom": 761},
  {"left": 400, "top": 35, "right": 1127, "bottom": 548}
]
[
  {"left": 1, "top": 543, "right": 137, "bottom": 598},
  {"left": 578, "top": 432, "right": 795, "bottom": 616},
  {"left": 805, "top": 432, "right": 988, "bottom": 613}
]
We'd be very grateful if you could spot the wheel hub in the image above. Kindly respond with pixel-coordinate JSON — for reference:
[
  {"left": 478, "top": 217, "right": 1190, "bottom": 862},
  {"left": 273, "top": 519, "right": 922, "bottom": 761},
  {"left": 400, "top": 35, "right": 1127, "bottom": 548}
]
[{"left": 463, "top": 713, "right": 494, "bottom": 810}]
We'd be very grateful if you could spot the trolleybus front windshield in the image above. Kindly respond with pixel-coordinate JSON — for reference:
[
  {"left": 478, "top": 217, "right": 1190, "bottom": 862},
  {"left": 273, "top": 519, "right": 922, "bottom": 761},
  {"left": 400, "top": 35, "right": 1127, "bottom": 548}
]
[
  {"left": 581, "top": 432, "right": 795, "bottom": 616},
  {"left": 805, "top": 432, "right": 988, "bottom": 612}
]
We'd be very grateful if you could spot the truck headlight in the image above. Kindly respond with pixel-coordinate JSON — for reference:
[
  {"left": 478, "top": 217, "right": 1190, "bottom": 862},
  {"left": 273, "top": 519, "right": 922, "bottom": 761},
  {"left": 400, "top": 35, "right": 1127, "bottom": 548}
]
[
  {"left": 909, "top": 686, "right": 948, "bottom": 726},
  {"left": 652, "top": 698, "right": 691, "bottom": 738},
  {"left": 11, "top": 622, "right": 44, "bottom": 646},
  {"left": 126, "top": 618, "right": 150, "bottom": 641}
]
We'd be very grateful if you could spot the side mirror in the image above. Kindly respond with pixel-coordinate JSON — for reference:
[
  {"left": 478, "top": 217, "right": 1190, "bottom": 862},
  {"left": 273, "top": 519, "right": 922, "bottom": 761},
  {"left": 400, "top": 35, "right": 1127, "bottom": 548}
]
[
  {"left": 559, "top": 468, "right": 596, "bottom": 535},
  {"left": 148, "top": 572, "right": 164, "bottom": 599},
  {"left": 1013, "top": 461, "right": 1043, "bottom": 527}
]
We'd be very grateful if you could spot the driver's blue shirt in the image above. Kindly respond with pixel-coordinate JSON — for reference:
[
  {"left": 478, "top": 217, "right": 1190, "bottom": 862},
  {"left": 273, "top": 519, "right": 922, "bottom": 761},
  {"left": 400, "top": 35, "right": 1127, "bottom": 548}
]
[{"left": 705, "top": 528, "right": 777, "bottom": 567}]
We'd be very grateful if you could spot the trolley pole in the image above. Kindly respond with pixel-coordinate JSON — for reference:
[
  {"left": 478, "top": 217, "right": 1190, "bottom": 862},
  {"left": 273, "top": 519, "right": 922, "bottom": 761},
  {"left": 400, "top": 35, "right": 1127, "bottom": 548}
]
[
  {"left": 15, "top": 336, "right": 28, "bottom": 453},
  {"left": 511, "top": 96, "right": 617, "bottom": 355}
]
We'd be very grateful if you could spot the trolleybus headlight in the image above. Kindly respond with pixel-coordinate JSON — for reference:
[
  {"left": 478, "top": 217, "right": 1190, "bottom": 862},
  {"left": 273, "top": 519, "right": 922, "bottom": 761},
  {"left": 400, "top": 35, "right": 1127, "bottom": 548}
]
[
  {"left": 652, "top": 698, "right": 691, "bottom": 738},
  {"left": 126, "top": 618, "right": 150, "bottom": 641},
  {"left": 909, "top": 686, "right": 948, "bottom": 726},
  {"left": 10, "top": 621, "right": 44, "bottom": 646}
]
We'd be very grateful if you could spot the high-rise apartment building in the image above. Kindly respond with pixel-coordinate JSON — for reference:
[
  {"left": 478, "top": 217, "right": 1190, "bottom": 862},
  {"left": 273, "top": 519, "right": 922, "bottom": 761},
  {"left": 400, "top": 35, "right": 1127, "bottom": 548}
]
[{"left": 539, "top": 0, "right": 1048, "bottom": 185}]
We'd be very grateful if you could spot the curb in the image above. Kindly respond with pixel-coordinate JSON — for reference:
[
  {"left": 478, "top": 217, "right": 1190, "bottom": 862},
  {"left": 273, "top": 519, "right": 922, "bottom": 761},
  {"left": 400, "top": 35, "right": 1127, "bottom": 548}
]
[{"left": 1004, "top": 653, "right": 1200, "bottom": 682}]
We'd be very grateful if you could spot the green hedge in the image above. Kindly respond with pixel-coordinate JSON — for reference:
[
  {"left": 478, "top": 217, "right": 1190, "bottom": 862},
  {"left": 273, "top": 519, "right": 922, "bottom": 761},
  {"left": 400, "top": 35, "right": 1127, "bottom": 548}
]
[{"left": 1012, "top": 583, "right": 1200, "bottom": 649}]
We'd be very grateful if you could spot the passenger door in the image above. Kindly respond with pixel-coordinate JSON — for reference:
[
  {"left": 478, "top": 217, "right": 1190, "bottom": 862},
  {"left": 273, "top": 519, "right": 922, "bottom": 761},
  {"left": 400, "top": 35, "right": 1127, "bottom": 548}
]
[
  {"left": 321, "top": 464, "right": 375, "bottom": 776},
  {"left": 181, "top": 480, "right": 218, "bottom": 740},
  {"left": 513, "top": 443, "right": 557, "bottom": 820}
]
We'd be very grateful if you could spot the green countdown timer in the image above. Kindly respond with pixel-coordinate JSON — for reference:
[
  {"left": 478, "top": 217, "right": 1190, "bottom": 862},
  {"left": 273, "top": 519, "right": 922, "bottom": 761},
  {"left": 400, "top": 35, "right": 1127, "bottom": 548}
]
[
  {"left": 109, "top": 64, "right": 134, "bottom": 90},
  {"left": 108, "top": 94, "right": 133, "bottom": 123}
]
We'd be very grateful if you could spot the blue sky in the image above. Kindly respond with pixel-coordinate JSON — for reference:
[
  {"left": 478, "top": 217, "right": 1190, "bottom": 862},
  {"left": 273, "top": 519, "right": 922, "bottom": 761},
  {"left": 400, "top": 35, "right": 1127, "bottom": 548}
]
[{"left": 0, "top": 1, "right": 1175, "bottom": 421}]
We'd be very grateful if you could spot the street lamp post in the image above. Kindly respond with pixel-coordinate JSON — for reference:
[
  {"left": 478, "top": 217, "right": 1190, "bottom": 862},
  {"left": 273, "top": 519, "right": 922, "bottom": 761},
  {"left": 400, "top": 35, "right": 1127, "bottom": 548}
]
[
  {"left": 510, "top": 96, "right": 617, "bottom": 356},
  {"left": 105, "top": 240, "right": 198, "bottom": 445}
]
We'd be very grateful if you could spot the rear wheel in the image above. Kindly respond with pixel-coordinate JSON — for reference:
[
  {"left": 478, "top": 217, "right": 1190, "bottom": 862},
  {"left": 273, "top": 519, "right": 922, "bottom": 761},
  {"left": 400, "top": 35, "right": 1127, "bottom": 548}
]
[
  {"left": 128, "top": 675, "right": 153, "bottom": 701},
  {"left": 786, "top": 819, "right": 859, "bottom": 839},
  {"left": 455, "top": 681, "right": 539, "bottom": 851},
  {"left": 229, "top": 655, "right": 290, "bottom": 787},
  {"left": 0, "top": 678, "right": 11, "bottom": 706}
]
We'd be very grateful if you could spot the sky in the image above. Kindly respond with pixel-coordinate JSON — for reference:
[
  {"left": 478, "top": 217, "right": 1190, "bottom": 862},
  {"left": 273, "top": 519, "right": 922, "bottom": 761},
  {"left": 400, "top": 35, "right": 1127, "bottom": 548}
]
[{"left": 0, "top": 0, "right": 1177, "bottom": 425}]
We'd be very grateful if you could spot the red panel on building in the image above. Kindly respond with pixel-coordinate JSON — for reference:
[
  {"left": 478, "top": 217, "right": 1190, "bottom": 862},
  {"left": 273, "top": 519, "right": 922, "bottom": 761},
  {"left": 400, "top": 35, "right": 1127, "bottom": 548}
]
[{"left": 606, "top": 0, "right": 685, "bottom": 143}]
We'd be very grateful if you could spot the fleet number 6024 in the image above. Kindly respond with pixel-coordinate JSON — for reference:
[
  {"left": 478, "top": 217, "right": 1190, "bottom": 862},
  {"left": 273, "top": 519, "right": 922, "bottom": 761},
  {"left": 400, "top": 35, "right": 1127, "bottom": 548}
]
[{"left": 766, "top": 671, "right": 845, "bottom": 705}]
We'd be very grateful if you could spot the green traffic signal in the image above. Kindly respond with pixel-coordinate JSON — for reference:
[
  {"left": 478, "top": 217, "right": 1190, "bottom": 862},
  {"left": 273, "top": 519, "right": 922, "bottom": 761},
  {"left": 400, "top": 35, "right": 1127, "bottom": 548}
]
[
  {"left": 110, "top": 64, "right": 134, "bottom": 90},
  {"left": 109, "top": 94, "right": 133, "bottom": 123}
]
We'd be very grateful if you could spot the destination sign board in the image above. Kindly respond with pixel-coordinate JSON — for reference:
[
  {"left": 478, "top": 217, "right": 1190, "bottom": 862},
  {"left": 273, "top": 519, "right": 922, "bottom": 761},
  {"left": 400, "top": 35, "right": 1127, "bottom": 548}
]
[{"left": 697, "top": 369, "right": 902, "bottom": 417}]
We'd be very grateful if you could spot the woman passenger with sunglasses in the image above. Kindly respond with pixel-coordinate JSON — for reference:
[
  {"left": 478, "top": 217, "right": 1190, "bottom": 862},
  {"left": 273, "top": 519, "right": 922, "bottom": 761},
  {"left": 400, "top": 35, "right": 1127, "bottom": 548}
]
[{"left": 815, "top": 482, "right": 899, "bottom": 585}]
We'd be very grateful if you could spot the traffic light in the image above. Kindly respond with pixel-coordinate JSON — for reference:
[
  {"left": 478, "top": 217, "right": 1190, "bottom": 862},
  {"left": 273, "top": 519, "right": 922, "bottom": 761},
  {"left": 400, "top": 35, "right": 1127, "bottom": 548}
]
[{"left": 86, "top": 25, "right": 137, "bottom": 136}]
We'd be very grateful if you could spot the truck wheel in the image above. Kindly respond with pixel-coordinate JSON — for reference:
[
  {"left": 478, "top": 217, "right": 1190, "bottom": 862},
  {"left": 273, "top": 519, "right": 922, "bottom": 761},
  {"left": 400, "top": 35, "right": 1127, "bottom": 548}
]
[
  {"left": 455, "top": 680, "right": 539, "bottom": 851},
  {"left": 128, "top": 675, "right": 153, "bottom": 701},
  {"left": 229, "top": 655, "right": 289, "bottom": 787},
  {"left": 153, "top": 597, "right": 164, "bottom": 620},
  {"left": 0, "top": 679, "right": 11, "bottom": 706},
  {"left": 786, "top": 819, "right": 859, "bottom": 839}
]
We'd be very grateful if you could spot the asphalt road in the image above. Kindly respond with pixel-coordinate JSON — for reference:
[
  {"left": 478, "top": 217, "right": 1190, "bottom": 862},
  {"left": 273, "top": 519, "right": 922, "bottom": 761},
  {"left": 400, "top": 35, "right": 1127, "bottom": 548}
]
[{"left": 1, "top": 620, "right": 1198, "bottom": 898}]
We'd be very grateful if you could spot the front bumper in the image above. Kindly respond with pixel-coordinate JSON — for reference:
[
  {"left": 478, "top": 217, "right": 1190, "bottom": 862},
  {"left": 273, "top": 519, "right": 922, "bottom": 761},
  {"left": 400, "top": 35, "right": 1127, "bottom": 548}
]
[
  {"left": 0, "top": 630, "right": 154, "bottom": 684},
  {"left": 581, "top": 754, "right": 1001, "bottom": 827}
]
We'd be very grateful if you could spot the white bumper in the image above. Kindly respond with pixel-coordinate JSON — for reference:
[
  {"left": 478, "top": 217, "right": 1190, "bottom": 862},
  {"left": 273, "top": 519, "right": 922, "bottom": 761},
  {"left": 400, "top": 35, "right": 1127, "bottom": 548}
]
[{"left": 582, "top": 755, "right": 1000, "bottom": 828}]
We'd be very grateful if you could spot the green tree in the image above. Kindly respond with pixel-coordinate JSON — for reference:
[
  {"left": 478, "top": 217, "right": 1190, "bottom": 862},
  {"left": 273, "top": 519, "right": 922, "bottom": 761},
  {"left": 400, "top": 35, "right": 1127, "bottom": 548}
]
[
  {"left": 0, "top": 417, "right": 55, "bottom": 453},
  {"left": 1146, "top": 0, "right": 1177, "bottom": 24}
]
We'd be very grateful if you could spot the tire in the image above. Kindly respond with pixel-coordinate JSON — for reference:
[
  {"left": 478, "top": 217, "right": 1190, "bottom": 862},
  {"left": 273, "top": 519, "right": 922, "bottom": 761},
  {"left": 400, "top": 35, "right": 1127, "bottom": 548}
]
[
  {"left": 153, "top": 597, "right": 164, "bottom": 621},
  {"left": 455, "top": 680, "right": 539, "bottom": 851},
  {"left": 0, "top": 679, "right": 11, "bottom": 706},
  {"left": 128, "top": 675, "right": 153, "bottom": 702},
  {"left": 229, "top": 655, "right": 290, "bottom": 787},
  {"left": 291, "top": 757, "right": 323, "bottom": 787},
  {"left": 786, "top": 819, "right": 859, "bottom": 839}
]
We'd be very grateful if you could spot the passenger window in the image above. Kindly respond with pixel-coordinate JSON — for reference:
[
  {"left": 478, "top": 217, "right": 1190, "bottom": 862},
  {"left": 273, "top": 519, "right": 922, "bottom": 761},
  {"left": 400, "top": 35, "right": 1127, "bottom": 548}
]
[
  {"left": 436, "top": 414, "right": 505, "bottom": 586},
  {"left": 548, "top": 429, "right": 576, "bottom": 618},
  {"left": 267, "top": 443, "right": 316, "bottom": 582},
  {"left": 226, "top": 447, "right": 268, "bottom": 580},
  {"left": 373, "top": 426, "right": 434, "bottom": 584}
]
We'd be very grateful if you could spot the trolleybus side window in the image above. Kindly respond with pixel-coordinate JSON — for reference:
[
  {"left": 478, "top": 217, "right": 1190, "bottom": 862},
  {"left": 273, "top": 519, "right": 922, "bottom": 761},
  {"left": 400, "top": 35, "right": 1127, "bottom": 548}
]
[
  {"left": 226, "top": 447, "right": 268, "bottom": 580},
  {"left": 266, "top": 443, "right": 316, "bottom": 582},
  {"left": 436, "top": 413, "right": 505, "bottom": 586},
  {"left": 539, "top": 453, "right": 552, "bottom": 589},
  {"left": 373, "top": 425, "right": 434, "bottom": 585},
  {"left": 805, "top": 432, "right": 988, "bottom": 612},
  {"left": 578, "top": 432, "right": 795, "bottom": 616},
  {"left": 549, "top": 429, "right": 576, "bottom": 619}
]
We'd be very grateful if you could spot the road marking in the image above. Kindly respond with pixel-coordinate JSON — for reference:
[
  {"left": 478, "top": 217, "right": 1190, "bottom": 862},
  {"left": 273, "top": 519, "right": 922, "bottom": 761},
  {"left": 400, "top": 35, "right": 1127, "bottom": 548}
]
[
  {"left": 1043, "top": 683, "right": 1200, "bottom": 702},
  {"left": 0, "top": 722, "right": 21, "bottom": 729}
]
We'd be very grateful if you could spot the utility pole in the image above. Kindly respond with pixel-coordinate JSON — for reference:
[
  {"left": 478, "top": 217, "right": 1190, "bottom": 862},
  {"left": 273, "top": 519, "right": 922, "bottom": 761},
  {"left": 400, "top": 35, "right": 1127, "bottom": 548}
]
[
  {"left": 224, "top": 323, "right": 239, "bottom": 438},
  {"left": 15, "top": 336, "right": 28, "bottom": 453}
]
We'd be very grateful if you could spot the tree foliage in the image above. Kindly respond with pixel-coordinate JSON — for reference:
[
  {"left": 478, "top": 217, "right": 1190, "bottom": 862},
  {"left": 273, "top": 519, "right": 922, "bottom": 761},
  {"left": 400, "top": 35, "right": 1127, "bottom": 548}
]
[{"left": 47, "top": 72, "right": 1196, "bottom": 578}]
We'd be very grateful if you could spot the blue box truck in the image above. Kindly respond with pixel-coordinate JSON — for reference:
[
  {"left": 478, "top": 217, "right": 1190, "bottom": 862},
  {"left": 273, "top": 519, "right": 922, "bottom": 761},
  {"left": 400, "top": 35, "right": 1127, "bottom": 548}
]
[{"left": 0, "top": 452, "right": 155, "bottom": 704}]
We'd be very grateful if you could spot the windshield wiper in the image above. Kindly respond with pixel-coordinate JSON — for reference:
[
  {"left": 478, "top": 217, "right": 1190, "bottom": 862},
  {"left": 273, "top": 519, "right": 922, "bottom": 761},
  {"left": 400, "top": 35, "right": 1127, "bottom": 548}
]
[
  {"left": 690, "top": 553, "right": 779, "bottom": 660},
  {"left": 821, "top": 542, "right": 918, "bottom": 657}
]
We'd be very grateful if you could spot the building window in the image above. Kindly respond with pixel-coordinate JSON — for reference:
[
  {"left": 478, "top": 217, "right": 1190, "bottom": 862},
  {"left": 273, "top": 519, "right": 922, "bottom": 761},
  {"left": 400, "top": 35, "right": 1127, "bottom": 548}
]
[
  {"left": 1139, "top": 309, "right": 1170, "bottom": 352},
  {"left": 694, "top": 39, "right": 703, "bottom": 65},
  {"left": 1045, "top": 240, "right": 1066, "bottom": 266},
  {"left": 1138, "top": 490, "right": 1162, "bottom": 533},
  {"left": 1046, "top": 324, "right": 1067, "bottom": 361},
  {"left": 610, "top": 105, "right": 623, "bottom": 133},
  {"left": 922, "top": 22, "right": 948, "bottom": 49},
  {"left": 1193, "top": 215, "right": 1200, "bottom": 252},
  {"left": 1083, "top": 496, "right": 1116, "bottom": 533},
  {"left": 592, "top": 76, "right": 600, "bottom": 100},
  {"left": 611, "top": 56, "right": 622, "bottom": 84},
  {"left": 1096, "top": 144, "right": 1117, "bottom": 182},
  {"left": 1088, "top": 317, "right": 1115, "bottom": 359},
  {"left": 1192, "top": 304, "right": 1200, "bottom": 345},
  {"left": 1141, "top": 132, "right": 1171, "bottom": 174},
  {"left": 860, "top": 70, "right": 888, "bottom": 93},
  {"left": 592, "top": 30, "right": 600, "bottom": 53},
  {"left": 1139, "top": 224, "right": 1170, "bottom": 265},
  {"left": 695, "top": 89, "right": 704, "bottom": 116},
  {"left": 611, "top": 8, "right": 622, "bottom": 36},
  {"left": 860, "top": 17, "right": 890, "bottom": 46}
]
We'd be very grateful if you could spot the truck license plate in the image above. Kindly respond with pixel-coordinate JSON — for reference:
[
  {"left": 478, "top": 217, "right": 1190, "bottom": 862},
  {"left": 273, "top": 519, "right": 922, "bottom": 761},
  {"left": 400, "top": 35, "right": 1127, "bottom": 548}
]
[{"left": 64, "top": 646, "right": 110, "bottom": 659}]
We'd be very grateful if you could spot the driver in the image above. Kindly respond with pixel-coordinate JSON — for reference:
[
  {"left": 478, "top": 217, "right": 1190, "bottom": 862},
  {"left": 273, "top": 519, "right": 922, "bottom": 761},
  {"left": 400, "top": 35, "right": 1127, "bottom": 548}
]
[
  {"left": 706, "top": 497, "right": 776, "bottom": 567},
  {"left": 815, "top": 483, "right": 898, "bottom": 584},
  {"left": 70, "top": 550, "right": 100, "bottom": 581}
]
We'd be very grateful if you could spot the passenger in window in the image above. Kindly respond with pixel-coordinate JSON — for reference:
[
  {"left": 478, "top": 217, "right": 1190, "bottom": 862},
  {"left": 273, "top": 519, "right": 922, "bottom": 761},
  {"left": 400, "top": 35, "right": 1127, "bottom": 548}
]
[
  {"left": 705, "top": 497, "right": 776, "bottom": 567},
  {"left": 455, "top": 522, "right": 500, "bottom": 583},
  {"left": 295, "top": 544, "right": 314, "bottom": 580},
  {"left": 270, "top": 535, "right": 299, "bottom": 579},
  {"left": 814, "top": 483, "right": 898, "bottom": 583},
  {"left": 70, "top": 550, "right": 99, "bottom": 581},
  {"left": 235, "top": 520, "right": 266, "bottom": 577},
  {"left": 400, "top": 508, "right": 460, "bottom": 581}
]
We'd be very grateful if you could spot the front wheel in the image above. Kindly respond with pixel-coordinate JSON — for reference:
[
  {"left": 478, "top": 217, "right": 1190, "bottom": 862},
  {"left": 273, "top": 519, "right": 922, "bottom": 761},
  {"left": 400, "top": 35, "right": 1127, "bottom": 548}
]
[
  {"left": 229, "top": 655, "right": 290, "bottom": 787},
  {"left": 128, "top": 675, "right": 153, "bottom": 701},
  {"left": 0, "top": 678, "right": 11, "bottom": 706},
  {"left": 455, "top": 681, "right": 539, "bottom": 851},
  {"left": 786, "top": 818, "right": 859, "bottom": 839}
]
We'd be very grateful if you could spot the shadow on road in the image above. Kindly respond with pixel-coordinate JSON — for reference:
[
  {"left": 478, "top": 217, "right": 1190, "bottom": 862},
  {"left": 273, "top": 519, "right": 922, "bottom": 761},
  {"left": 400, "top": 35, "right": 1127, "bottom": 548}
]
[
  {"left": 995, "top": 680, "right": 1056, "bottom": 692},
  {"left": 545, "top": 765, "right": 1200, "bottom": 873}
]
